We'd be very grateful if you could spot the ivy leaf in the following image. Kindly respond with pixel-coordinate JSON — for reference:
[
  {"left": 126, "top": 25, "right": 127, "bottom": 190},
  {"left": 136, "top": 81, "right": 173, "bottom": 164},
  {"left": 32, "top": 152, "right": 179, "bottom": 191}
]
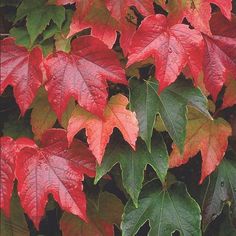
[
  {"left": 67, "top": 94, "right": 139, "bottom": 164},
  {"left": 169, "top": 108, "right": 232, "bottom": 183},
  {"left": 15, "top": 0, "right": 65, "bottom": 44},
  {"left": 163, "top": 0, "right": 232, "bottom": 34},
  {"left": 0, "top": 189, "right": 29, "bottom": 236},
  {"left": 127, "top": 14, "right": 204, "bottom": 92},
  {"left": 129, "top": 77, "right": 210, "bottom": 152},
  {"left": 60, "top": 192, "right": 124, "bottom": 236},
  {"left": 202, "top": 158, "right": 236, "bottom": 231},
  {"left": 221, "top": 79, "right": 236, "bottom": 110},
  {"left": 0, "top": 38, "right": 43, "bottom": 115},
  {"left": 9, "top": 27, "right": 31, "bottom": 48},
  {"left": 95, "top": 133, "right": 168, "bottom": 206},
  {"left": 121, "top": 179, "right": 201, "bottom": 236},
  {"left": 44, "top": 36, "right": 126, "bottom": 120},
  {"left": 15, "top": 129, "right": 96, "bottom": 229}
]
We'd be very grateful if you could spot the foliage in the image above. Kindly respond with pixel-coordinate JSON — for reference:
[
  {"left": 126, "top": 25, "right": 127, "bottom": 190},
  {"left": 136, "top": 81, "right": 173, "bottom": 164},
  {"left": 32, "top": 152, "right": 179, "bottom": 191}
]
[{"left": 0, "top": 0, "right": 236, "bottom": 235}]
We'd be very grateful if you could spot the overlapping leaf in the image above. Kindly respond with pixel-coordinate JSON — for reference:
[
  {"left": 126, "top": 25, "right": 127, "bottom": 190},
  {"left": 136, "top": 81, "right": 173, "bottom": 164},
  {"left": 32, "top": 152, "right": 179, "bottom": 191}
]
[
  {"left": 95, "top": 134, "right": 168, "bottom": 206},
  {"left": 129, "top": 77, "right": 210, "bottom": 152},
  {"left": 15, "top": 129, "right": 96, "bottom": 229},
  {"left": 0, "top": 38, "right": 43, "bottom": 115},
  {"left": 169, "top": 108, "right": 232, "bottom": 183},
  {"left": 127, "top": 14, "right": 204, "bottom": 92},
  {"left": 121, "top": 179, "right": 201, "bottom": 236},
  {"left": 67, "top": 94, "right": 139, "bottom": 164},
  {"left": 44, "top": 36, "right": 126, "bottom": 120}
]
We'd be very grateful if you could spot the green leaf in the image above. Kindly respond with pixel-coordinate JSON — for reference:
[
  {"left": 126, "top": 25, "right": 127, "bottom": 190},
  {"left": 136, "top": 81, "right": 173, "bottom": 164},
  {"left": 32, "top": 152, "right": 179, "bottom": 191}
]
[
  {"left": 0, "top": 189, "right": 29, "bottom": 236},
  {"left": 129, "top": 77, "right": 210, "bottom": 152},
  {"left": 121, "top": 180, "right": 201, "bottom": 236},
  {"left": 202, "top": 158, "right": 236, "bottom": 231},
  {"left": 95, "top": 133, "right": 168, "bottom": 207},
  {"left": 10, "top": 27, "right": 31, "bottom": 48},
  {"left": 15, "top": 0, "right": 65, "bottom": 44}
]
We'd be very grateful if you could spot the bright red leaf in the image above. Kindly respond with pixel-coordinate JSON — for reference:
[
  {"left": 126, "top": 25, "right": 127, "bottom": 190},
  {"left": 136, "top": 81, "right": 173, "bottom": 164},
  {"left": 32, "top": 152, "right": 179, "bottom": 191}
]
[
  {"left": 0, "top": 38, "right": 43, "bottom": 115},
  {"left": 15, "top": 129, "right": 96, "bottom": 229},
  {"left": 44, "top": 36, "right": 126, "bottom": 120},
  {"left": 67, "top": 94, "right": 139, "bottom": 164},
  {"left": 169, "top": 108, "right": 232, "bottom": 184},
  {"left": 127, "top": 14, "right": 204, "bottom": 92},
  {"left": 164, "top": 0, "right": 232, "bottom": 34}
]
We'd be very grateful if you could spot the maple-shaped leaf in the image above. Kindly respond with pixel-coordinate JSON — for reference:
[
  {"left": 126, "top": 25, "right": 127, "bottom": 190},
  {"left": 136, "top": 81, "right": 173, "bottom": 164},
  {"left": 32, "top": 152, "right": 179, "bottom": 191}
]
[
  {"left": 44, "top": 36, "right": 126, "bottom": 120},
  {"left": 0, "top": 136, "right": 35, "bottom": 217},
  {"left": 95, "top": 133, "right": 168, "bottom": 206},
  {"left": 129, "top": 77, "right": 210, "bottom": 152},
  {"left": 202, "top": 34, "right": 236, "bottom": 101},
  {"left": 221, "top": 79, "right": 236, "bottom": 109},
  {"left": 105, "top": 0, "right": 154, "bottom": 21},
  {"left": 15, "top": 0, "right": 65, "bottom": 44},
  {"left": 121, "top": 179, "right": 201, "bottom": 236},
  {"left": 127, "top": 14, "right": 204, "bottom": 92},
  {"left": 0, "top": 38, "right": 43, "bottom": 115},
  {"left": 60, "top": 192, "right": 124, "bottom": 236},
  {"left": 68, "top": 0, "right": 119, "bottom": 48},
  {"left": 67, "top": 94, "right": 139, "bottom": 164},
  {"left": 169, "top": 108, "right": 232, "bottom": 184},
  {"left": 15, "top": 129, "right": 96, "bottom": 229},
  {"left": 202, "top": 158, "right": 236, "bottom": 231},
  {"left": 163, "top": 0, "right": 232, "bottom": 34}
]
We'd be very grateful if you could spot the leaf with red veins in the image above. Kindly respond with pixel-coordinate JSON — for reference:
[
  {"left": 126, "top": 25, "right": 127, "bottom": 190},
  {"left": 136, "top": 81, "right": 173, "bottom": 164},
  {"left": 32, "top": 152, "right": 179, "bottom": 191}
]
[
  {"left": 202, "top": 34, "right": 236, "bottom": 101},
  {"left": 164, "top": 0, "right": 232, "bottom": 34},
  {"left": 169, "top": 108, "right": 232, "bottom": 184},
  {"left": 68, "top": 0, "right": 119, "bottom": 48},
  {"left": 15, "top": 129, "right": 96, "bottom": 229},
  {"left": 67, "top": 94, "right": 139, "bottom": 164},
  {"left": 44, "top": 36, "right": 126, "bottom": 120},
  {"left": 127, "top": 14, "right": 204, "bottom": 92},
  {"left": 0, "top": 136, "right": 35, "bottom": 217},
  {"left": 221, "top": 79, "right": 236, "bottom": 109},
  {"left": 0, "top": 38, "right": 43, "bottom": 115},
  {"left": 210, "top": 12, "right": 236, "bottom": 38},
  {"left": 105, "top": 0, "right": 154, "bottom": 21}
]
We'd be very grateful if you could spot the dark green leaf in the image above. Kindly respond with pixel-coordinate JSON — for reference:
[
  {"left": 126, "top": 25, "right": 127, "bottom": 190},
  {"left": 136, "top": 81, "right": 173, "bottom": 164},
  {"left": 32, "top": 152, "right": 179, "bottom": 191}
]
[
  {"left": 121, "top": 180, "right": 201, "bottom": 236},
  {"left": 10, "top": 27, "right": 31, "bottom": 48}
]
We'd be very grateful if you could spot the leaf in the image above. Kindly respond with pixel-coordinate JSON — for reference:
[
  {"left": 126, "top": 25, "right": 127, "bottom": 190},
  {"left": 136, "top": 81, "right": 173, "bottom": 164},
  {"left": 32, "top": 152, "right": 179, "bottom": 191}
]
[
  {"left": 0, "top": 189, "right": 29, "bottom": 236},
  {"left": 0, "top": 38, "right": 43, "bottom": 115},
  {"left": 0, "top": 136, "right": 35, "bottom": 217},
  {"left": 67, "top": 94, "right": 139, "bottom": 164},
  {"left": 129, "top": 77, "right": 210, "bottom": 152},
  {"left": 105, "top": 0, "right": 154, "bottom": 21},
  {"left": 15, "top": 129, "right": 96, "bottom": 229},
  {"left": 202, "top": 158, "right": 236, "bottom": 230},
  {"left": 95, "top": 133, "right": 168, "bottom": 206},
  {"left": 30, "top": 88, "right": 57, "bottom": 140},
  {"left": 163, "top": 0, "right": 232, "bottom": 34},
  {"left": 221, "top": 79, "right": 236, "bottom": 109},
  {"left": 68, "top": 0, "right": 119, "bottom": 48},
  {"left": 202, "top": 34, "right": 236, "bottom": 101},
  {"left": 169, "top": 108, "right": 232, "bottom": 184},
  {"left": 121, "top": 179, "right": 201, "bottom": 236},
  {"left": 44, "top": 36, "right": 126, "bottom": 120},
  {"left": 15, "top": 0, "right": 65, "bottom": 44},
  {"left": 60, "top": 192, "right": 124, "bottom": 236},
  {"left": 9, "top": 27, "right": 31, "bottom": 48},
  {"left": 127, "top": 14, "right": 204, "bottom": 92}
]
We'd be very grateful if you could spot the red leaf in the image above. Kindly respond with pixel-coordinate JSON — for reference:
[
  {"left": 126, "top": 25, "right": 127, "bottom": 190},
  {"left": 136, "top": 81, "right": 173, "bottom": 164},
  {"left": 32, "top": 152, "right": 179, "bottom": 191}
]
[
  {"left": 202, "top": 34, "right": 236, "bottom": 101},
  {"left": 0, "top": 38, "right": 43, "bottom": 115},
  {"left": 221, "top": 79, "right": 236, "bottom": 109},
  {"left": 169, "top": 109, "right": 232, "bottom": 184},
  {"left": 15, "top": 129, "right": 96, "bottom": 229},
  {"left": 44, "top": 36, "right": 126, "bottom": 120},
  {"left": 127, "top": 14, "right": 203, "bottom": 92},
  {"left": 0, "top": 137, "right": 35, "bottom": 217},
  {"left": 67, "top": 94, "right": 139, "bottom": 164}
]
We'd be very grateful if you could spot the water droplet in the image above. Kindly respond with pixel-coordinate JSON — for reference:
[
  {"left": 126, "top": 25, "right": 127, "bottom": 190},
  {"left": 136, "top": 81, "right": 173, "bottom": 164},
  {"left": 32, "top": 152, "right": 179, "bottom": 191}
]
[
  {"left": 220, "top": 181, "right": 224, "bottom": 187},
  {"left": 168, "top": 48, "right": 172, "bottom": 53}
]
